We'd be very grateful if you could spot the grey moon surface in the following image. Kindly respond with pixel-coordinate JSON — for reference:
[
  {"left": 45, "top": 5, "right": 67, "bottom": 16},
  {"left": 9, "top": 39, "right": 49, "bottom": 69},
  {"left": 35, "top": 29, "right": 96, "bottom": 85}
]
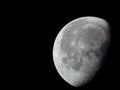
[{"left": 52, "top": 16, "right": 111, "bottom": 87}]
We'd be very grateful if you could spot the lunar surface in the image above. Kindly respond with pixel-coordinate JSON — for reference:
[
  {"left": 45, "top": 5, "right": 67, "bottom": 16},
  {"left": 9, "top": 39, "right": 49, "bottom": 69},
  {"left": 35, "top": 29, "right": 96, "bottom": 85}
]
[{"left": 52, "top": 16, "right": 111, "bottom": 87}]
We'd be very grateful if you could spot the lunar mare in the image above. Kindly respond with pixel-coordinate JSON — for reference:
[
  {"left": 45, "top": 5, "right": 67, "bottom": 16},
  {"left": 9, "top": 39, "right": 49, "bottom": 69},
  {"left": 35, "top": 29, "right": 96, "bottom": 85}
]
[{"left": 53, "top": 16, "right": 111, "bottom": 87}]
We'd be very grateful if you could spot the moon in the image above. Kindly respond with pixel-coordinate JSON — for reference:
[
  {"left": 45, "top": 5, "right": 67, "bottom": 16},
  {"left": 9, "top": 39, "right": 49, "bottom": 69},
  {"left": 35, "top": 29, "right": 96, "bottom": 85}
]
[{"left": 52, "top": 16, "right": 111, "bottom": 87}]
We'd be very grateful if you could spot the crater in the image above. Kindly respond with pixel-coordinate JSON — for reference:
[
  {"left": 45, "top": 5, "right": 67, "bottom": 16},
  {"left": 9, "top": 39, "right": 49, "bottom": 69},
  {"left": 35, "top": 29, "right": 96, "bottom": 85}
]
[
  {"left": 61, "top": 51, "right": 84, "bottom": 71},
  {"left": 61, "top": 57, "right": 68, "bottom": 64},
  {"left": 71, "top": 57, "right": 83, "bottom": 71}
]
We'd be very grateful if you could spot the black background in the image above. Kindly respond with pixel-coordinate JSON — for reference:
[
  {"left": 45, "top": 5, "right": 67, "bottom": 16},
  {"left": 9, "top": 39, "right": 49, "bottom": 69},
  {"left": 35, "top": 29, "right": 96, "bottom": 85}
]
[{"left": 32, "top": 2, "right": 120, "bottom": 89}]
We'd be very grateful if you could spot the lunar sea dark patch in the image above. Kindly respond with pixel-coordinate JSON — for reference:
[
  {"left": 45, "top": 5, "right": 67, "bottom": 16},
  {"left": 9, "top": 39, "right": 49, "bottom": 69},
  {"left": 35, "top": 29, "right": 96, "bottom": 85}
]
[{"left": 52, "top": 16, "right": 111, "bottom": 87}]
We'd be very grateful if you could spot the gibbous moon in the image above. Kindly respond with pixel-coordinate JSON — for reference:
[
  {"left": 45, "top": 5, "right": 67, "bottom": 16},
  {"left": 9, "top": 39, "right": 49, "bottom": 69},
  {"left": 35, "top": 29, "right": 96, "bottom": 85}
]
[{"left": 52, "top": 16, "right": 111, "bottom": 87}]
